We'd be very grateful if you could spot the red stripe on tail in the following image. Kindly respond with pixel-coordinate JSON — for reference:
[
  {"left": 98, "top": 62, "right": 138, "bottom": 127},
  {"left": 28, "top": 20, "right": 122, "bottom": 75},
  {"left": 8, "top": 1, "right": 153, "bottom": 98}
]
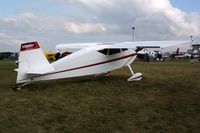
[{"left": 20, "top": 42, "right": 40, "bottom": 52}]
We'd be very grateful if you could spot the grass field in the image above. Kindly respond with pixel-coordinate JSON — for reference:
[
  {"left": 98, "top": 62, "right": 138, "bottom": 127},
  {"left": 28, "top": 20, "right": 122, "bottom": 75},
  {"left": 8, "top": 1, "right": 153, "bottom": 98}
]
[{"left": 0, "top": 60, "right": 199, "bottom": 133}]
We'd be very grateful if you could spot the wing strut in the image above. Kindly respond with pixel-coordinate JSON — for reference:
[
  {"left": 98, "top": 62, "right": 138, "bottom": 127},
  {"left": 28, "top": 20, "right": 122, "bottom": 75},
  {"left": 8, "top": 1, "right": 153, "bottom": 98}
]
[{"left": 14, "top": 81, "right": 32, "bottom": 91}]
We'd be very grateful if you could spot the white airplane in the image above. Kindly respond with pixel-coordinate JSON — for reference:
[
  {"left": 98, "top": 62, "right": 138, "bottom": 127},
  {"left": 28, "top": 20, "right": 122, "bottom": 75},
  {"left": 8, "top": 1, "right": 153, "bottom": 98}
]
[{"left": 15, "top": 40, "right": 191, "bottom": 90}]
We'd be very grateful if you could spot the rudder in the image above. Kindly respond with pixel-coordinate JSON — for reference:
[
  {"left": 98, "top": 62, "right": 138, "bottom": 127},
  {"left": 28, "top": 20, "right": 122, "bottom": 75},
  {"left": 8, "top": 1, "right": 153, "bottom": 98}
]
[{"left": 17, "top": 41, "right": 54, "bottom": 83}]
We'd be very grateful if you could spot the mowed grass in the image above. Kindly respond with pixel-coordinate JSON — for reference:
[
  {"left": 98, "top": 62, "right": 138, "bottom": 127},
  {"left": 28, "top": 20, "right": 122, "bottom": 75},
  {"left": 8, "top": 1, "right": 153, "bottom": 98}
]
[{"left": 0, "top": 60, "right": 199, "bottom": 133}]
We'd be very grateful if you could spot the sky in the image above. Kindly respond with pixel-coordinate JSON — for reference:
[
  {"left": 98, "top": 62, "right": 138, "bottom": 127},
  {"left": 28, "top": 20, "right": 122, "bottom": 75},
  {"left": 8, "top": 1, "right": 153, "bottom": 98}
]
[{"left": 0, "top": 0, "right": 200, "bottom": 52}]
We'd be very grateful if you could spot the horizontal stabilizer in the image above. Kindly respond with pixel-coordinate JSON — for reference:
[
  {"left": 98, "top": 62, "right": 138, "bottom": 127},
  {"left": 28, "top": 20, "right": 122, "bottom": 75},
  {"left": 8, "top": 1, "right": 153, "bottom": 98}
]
[{"left": 27, "top": 65, "right": 55, "bottom": 75}]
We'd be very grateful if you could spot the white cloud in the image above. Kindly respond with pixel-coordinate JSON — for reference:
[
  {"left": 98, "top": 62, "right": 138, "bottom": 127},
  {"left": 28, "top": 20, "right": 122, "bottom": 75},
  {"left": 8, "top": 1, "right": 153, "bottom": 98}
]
[
  {"left": 64, "top": 21, "right": 107, "bottom": 34},
  {"left": 57, "top": 0, "right": 200, "bottom": 40},
  {"left": 0, "top": 12, "right": 108, "bottom": 51},
  {"left": 21, "top": 12, "right": 39, "bottom": 19},
  {"left": 61, "top": 0, "right": 114, "bottom": 9},
  {"left": 0, "top": 12, "right": 64, "bottom": 51},
  {"left": 0, "top": 32, "right": 24, "bottom": 52},
  {"left": 0, "top": 32, "right": 23, "bottom": 45},
  {"left": 1, "top": 0, "right": 200, "bottom": 51}
]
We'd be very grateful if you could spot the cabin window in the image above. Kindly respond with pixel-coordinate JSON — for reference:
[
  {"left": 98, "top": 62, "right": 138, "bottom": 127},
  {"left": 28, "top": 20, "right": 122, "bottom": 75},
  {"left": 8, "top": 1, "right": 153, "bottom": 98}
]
[
  {"left": 98, "top": 48, "right": 123, "bottom": 55},
  {"left": 122, "top": 48, "right": 128, "bottom": 51},
  {"left": 98, "top": 49, "right": 109, "bottom": 55},
  {"left": 108, "top": 49, "right": 121, "bottom": 55}
]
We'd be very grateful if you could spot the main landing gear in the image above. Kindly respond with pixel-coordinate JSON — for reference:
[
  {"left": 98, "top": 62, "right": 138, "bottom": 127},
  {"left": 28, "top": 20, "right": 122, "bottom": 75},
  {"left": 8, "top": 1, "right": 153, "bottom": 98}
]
[
  {"left": 14, "top": 82, "right": 31, "bottom": 91},
  {"left": 127, "top": 65, "right": 143, "bottom": 81}
]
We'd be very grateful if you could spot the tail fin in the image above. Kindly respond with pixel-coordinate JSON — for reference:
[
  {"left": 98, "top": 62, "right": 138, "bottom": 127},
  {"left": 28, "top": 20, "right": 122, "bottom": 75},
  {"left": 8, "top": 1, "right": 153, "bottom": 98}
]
[
  {"left": 176, "top": 48, "right": 180, "bottom": 54},
  {"left": 17, "top": 42, "right": 54, "bottom": 83}
]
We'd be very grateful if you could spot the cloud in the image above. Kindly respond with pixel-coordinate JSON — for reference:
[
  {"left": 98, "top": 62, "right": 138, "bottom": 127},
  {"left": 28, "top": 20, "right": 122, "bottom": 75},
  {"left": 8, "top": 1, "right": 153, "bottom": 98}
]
[
  {"left": 0, "top": 12, "right": 63, "bottom": 51},
  {"left": 0, "top": 12, "right": 109, "bottom": 51},
  {"left": 1, "top": 0, "right": 200, "bottom": 52},
  {"left": 64, "top": 21, "right": 107, "bottom": 34},
  {"left": 0, "top": 13, "right": 41, "bottom": 48},
  {"left": 58, "top": 0, "right": 114, "bottom": 9},
  {"left": 55, "top": 0, "right": 200, "bottom": 40},
  {"left": 0, "top": 32, "right": 23, "bottom": 46},
  {"left": 0, "top": 32, "right": 24, "bottom": 52}
]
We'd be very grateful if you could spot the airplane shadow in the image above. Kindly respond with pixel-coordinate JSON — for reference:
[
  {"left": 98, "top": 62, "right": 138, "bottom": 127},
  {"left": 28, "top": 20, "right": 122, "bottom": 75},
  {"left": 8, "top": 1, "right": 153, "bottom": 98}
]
[{"left": 19, "top": 75, "right": 130, "bottom": 91}]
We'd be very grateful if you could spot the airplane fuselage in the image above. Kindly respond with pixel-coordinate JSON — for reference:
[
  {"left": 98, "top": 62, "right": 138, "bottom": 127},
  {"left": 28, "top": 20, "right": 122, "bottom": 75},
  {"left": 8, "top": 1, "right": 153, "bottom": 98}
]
[{"left": 19, "top": 46, "right": 137, "bottom": 83}]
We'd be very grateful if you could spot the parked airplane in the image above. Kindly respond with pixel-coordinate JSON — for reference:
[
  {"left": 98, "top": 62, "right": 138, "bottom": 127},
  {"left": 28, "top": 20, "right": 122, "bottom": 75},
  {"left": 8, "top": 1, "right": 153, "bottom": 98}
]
[
  {"left": 170, "top": 48, "right": 191, "bottom": 60},
  {"left": 15, "top": 40, "right": 191, "bottom": 90}
]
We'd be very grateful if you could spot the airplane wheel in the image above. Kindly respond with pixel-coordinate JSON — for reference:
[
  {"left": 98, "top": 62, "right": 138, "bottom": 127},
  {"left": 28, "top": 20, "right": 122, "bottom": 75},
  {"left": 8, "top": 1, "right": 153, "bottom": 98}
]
[
  {"left": 127, "top": 72, "right": 143, "bottom": 81},
  {"left": 16, "top": 87, "right": 21, "bottom": 91},
  {"left": 13, "top": 86, "right": 21, "bottom": 91}
]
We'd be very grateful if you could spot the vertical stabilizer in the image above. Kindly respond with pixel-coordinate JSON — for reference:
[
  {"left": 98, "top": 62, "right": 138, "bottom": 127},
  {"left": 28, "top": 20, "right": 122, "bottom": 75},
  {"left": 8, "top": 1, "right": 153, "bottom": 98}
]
[
  {"left": 176, "top": 48, "right": 180, "bottom": 54},
  {"left": 17, "top": 42, "right": 53, "bottom": 83}
]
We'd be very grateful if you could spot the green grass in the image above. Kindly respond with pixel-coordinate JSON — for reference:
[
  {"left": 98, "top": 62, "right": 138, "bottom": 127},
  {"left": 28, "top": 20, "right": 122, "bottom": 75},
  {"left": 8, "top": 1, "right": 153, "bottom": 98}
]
[{"left": 0, "top": 60, "right": 200, "bottom": 133}]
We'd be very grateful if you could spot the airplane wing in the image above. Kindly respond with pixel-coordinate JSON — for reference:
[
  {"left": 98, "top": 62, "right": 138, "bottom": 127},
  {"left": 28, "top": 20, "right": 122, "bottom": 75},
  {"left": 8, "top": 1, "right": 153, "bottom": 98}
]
[
  {"left": 56, "top": 40, "right": 191, "bottom": 51},
  {"left": 105, "top": 40, "right": 192, "bottom": 49},
  {"left": 56, "top": 43, "right": 113, "bottom": 50}
]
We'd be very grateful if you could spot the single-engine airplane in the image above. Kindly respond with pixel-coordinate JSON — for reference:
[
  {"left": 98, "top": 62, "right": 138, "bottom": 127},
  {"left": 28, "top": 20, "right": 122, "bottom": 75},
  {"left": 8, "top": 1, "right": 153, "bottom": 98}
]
[{"left": 15, "top": 40, "right": 191, "bottom": 90}]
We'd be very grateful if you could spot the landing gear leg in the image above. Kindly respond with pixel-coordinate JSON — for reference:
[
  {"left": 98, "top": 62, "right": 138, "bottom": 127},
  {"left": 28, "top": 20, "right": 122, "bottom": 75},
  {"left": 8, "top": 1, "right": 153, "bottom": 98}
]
[
  {"left": 127, "top": 65, "right": 143, "bottom": 81},
  {"left": 14, "top": 82, "right": 31, "bottom": 91}
]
